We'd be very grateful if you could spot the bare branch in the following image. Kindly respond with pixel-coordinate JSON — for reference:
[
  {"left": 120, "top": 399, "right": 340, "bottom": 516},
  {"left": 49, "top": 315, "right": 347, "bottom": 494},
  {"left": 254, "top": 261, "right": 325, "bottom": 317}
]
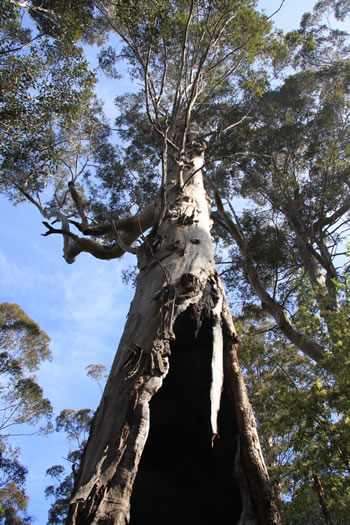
[
  {"left": 62, "top": 202, "right": 156, "bottom": 264},
  {"left": 0, "top": 32, "right": 47, "bottom": 55},
  {"left": 155, "top": 35, "right": 168, "bottom": 109},
  {"left": 69, "top": 201, "right": 156, "bottom": 238},
  {"left": 8, "top": 177, "right": 48, "bottom": 217},
  {"left": 41, "top": 222, "right": 78, "bottom": 240},
  {"left": 111, "top": 219, "right": 137, "bottom": 255},
  {"left": 261, "top": 0, "right": 286, "bottom": 23},
  {"left": 172, "top": 0, "right": 195, "bottom": 120},
  {"left": 68, "top": 181, "right": 89, "bottom": 229},
  {"left": 313, "top": 196, "right": 350, "bottom": 235}
]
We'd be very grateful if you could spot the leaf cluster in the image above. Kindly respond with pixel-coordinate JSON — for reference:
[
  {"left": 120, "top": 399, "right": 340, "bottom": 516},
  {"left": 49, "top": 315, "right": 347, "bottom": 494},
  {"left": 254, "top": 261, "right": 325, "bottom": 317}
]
[
  {"left": 237, "top": 300, "right": 350, "bottom": 523},
  {"left": 45, "top": 408, "right": 94, "bottom": 523},
  {"left": 214, "top": 54, "right": 349, "bottom": 319},
  {"left": 0, "top": 303, "right": 52, "bottom": 436},
  {"left": 28, "top": 0, "right": 96, "bottom": 45},
  {"left": 0, "top": 441, "right": 33, "bottom": 523},
  {"left": 0, "top": 3, "right": 96, "bottom": 209},
  {"left": 0, "top": 304, "right": 54, "bottom": 523},
  {"left": 285, "top": 0, "right": 350, "bottom": 68}
]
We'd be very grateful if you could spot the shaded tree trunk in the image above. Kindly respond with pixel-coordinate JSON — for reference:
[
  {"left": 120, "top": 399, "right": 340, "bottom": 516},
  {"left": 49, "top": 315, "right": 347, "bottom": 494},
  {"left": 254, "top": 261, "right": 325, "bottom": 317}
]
[
  {"left": 313, "top": 475, "right": 334, "bottom": 525},
  {"left": 67, "top": 141, "right": 281, "bottom": 524}
]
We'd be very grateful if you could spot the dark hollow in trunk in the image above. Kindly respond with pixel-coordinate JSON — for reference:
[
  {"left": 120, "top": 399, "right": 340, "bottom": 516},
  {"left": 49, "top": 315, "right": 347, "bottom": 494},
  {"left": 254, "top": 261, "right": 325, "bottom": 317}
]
[{"left": 130, "top": 309, "right": 242, "bottom": 524}]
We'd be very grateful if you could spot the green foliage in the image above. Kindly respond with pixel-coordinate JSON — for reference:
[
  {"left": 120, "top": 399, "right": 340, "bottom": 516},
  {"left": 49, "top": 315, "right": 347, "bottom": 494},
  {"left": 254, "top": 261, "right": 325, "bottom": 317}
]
[
  {"left": 45, "top": 408, "right": 94, "bottom": 523},
  {"left": 45, "top": 463, "right": 75, "bottom": 524},
  {"left": 0, "top": 303, "right": 52, "bottom": 435},
  {"left": 284, "top": 0, "right": 349, "bottom": 69},
  {"left": 0, "top": 445, "right": 32, "bottom": 524},
  {"left": 1, "top": 0, "right": 292, "bottom": 244},
  {"left": 232, "top": 251, "right": 350, "bottom": 522},
  {"left": 28, "top": 0, "right": 96, "bottom": 44},
  {"left": 55, "top": 409, "right": 92, "bottom": 444},
  {"left": 0, "top": 1, "right": 96, "bottom": 208},
  {"left": 215, "top": 51, "right": 349, "bottom": 336},
  {"left": 229, "top": 61, "right": 349, "bottom": 211},
  {"left": 86, "top": 363, "right": 107, "bottom": 383},
  {"left": 0, "top": 303, "right": 53, "bottom": 523},
  {"left": 86, "top": 364, "right": 107, "bottom": 393},
  {"left": 237, "top": 286, "right": 350, "bottom": 523},
  {"left": 100, "top": 0, "right": 287, "bottom": 129},
  {"left": 0, "top": 1, "right": 138, "bottom": 236},
  {"left": 295, "top": 268, "right": 350, "bottom": 389}
]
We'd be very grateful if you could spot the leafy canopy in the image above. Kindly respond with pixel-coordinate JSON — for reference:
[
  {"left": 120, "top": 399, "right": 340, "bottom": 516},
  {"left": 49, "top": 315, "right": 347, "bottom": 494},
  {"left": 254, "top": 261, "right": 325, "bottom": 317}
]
[{"left": 0, "top": 303, "right": 53, "bottom": 524}]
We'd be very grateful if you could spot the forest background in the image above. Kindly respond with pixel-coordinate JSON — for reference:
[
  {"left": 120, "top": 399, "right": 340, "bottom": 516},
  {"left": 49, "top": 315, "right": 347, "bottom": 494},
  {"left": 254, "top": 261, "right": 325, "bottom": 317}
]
[{"left": 0, "top": 0, "right": 349, "bottom": 523}]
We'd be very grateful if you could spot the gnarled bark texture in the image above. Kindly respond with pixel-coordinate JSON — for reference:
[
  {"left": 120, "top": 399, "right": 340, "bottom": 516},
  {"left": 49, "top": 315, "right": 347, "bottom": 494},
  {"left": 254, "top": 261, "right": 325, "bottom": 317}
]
[{"left": 67, "top": 143, "right": 281, "bottom": 524}]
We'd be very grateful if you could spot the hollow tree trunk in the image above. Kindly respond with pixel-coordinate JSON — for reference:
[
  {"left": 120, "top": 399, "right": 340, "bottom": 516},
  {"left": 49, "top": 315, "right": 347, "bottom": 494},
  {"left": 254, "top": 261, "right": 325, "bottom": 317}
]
[{"left": 67, "top": 142, "right": 281, "bottom": 524}]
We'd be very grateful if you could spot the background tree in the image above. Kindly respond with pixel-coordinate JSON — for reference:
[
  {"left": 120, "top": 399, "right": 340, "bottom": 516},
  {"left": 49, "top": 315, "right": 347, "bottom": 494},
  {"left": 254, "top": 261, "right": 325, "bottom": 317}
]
[
  {"left": 45, "top": 408, "right": 93, "bottom": 524},
  {"left": 45, "top": 364, "right": 107, "bottom": 523},
  {"left": 236, "top": 256, "right": 350, "bottom": 523},
  {"left": 0, "top": 303, "right": 52, "bottom": 436},
  {"left": 0, "top": 445, "right": 31, "bottom": 524},
  {"left": 207, "top": 7, "right": 350, "bottom": 519},
  {"left": 207, "top": 0, "right": 349, "bottom": 368},
  {"left": 212, "top": 56, "right": 349, "bottom": 371},
  {"left": 0, "top": 303, "right": 52, "bottom": 523}
]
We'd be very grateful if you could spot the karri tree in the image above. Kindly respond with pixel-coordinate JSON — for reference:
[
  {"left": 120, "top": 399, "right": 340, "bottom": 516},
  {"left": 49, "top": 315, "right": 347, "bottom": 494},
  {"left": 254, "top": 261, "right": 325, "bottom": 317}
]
[
  {"left": 213, "top": 57, "right": 349, "bottom": 371},
  {"left": 1, "top": 0, "right": 349, "bottom": 523},
  {"left": 60, "top": 2, "right": 286, "bottom": 523}
]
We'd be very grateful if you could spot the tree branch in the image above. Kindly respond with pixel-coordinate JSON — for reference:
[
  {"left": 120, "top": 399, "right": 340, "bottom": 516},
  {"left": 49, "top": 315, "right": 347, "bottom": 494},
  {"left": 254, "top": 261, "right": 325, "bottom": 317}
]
[
  {"left": 68, "top": 181, "right": 89, "bottom": 230},
  {"left": 213, "top": 190, "right": 326, "bottom": 368},
  {"left": 69, "top": 202, "right": 156, "bottom": 237},
  {"left": 0, "top": 32, "right": 47, "bottom": 55},
  {"left": 110, "top": 219, "right": 138, "bottom": 255},
  {"left": 41, "top": 222, "right": 78, "bottom": 240},
  {"left": 8, "top": 178, "right": 48, "bottom": 217},
  {"left": 312, "top": 195, "right": 350, "bottom": 235},
  {"left": 62, "top": 202, "right": 156, "bottom": 264}
]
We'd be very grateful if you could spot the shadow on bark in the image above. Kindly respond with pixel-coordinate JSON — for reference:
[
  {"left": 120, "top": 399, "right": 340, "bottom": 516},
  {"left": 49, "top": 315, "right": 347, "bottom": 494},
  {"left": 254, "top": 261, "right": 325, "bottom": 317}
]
[{"left": 130, "top": 308, "right": 242, "bottom": 524}]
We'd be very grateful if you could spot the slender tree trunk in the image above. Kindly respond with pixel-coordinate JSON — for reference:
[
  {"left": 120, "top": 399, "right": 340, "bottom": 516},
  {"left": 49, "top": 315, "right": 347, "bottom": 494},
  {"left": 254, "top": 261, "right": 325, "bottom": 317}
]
[
  {"left": 67, "top": 142, "right": 281, "bottom": 524},
  {"left": 214, "top": 193, "right": 326, "bottom": 367},
  {"left": 313, "top": 475, "right": 334, "bottom": 525},
  {"left": 286, "top": 207, "right": 339, "bottom": 312}
]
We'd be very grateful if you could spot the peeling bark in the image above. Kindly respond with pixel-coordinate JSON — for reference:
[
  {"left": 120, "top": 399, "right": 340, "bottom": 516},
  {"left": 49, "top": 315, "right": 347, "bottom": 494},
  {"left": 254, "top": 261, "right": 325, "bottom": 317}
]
[{"left": 67, "top": 144, "right": 280, "bottom": 524}]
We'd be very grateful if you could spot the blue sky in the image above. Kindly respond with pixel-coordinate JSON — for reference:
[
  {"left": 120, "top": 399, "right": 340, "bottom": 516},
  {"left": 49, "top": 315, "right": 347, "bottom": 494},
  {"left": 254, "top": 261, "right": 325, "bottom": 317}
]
[
  {"left": 0, "top": 195, "right": 135, "bottom": 521},
  {"left": 0, "top": 0, "right": 341, "bottom": 522}
]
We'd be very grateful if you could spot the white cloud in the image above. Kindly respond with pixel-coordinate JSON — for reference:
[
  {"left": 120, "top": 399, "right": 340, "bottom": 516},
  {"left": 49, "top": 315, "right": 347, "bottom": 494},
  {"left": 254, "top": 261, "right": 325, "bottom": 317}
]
[{"left": 0, "top": 250, "right": 56, "bottom": 292}]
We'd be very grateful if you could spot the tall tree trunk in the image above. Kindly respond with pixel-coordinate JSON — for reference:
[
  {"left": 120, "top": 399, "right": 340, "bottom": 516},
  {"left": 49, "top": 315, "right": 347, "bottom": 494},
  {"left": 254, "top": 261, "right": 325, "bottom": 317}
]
[{"left": 67, "top": 142, "right": 281, "bottom": 524}]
